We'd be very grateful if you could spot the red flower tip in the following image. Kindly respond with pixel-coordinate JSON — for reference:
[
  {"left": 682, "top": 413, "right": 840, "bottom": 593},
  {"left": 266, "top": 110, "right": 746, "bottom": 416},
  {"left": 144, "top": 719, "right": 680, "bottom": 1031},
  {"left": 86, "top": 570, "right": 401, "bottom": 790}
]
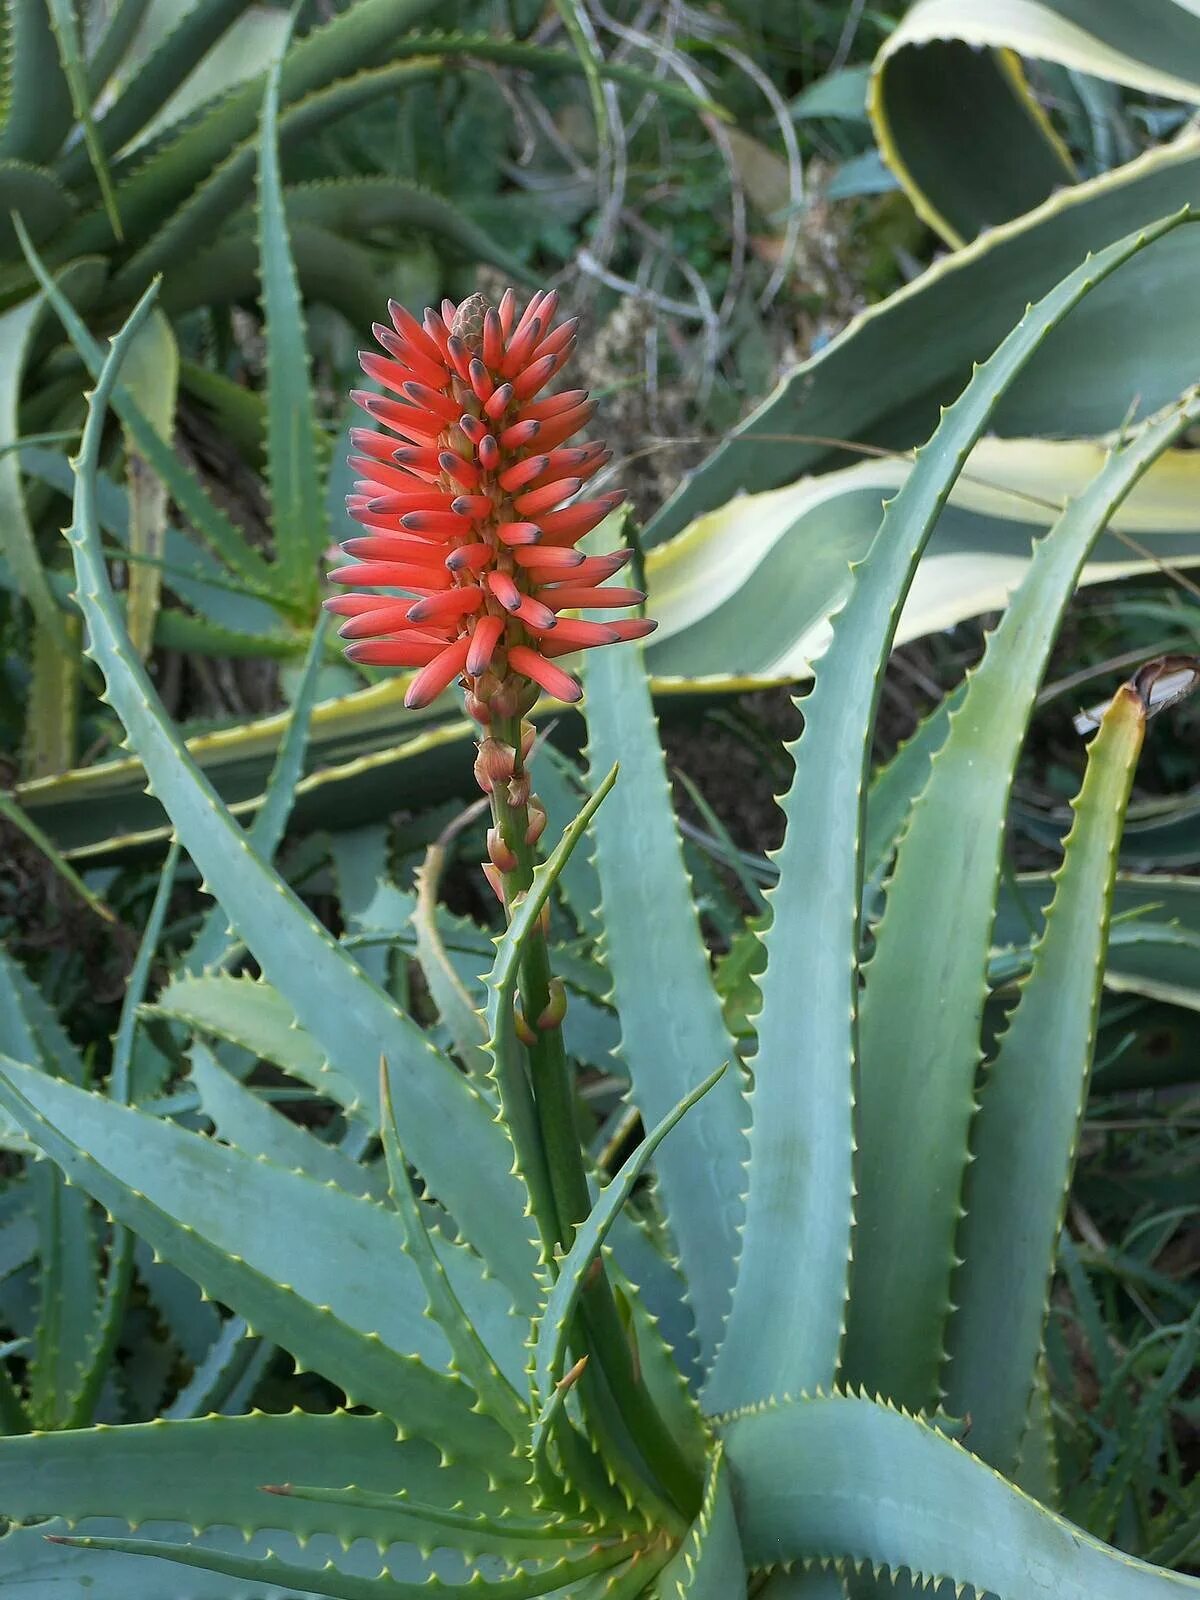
[{"left": 328, "top": 289, "right": 650, "bottom": 712}]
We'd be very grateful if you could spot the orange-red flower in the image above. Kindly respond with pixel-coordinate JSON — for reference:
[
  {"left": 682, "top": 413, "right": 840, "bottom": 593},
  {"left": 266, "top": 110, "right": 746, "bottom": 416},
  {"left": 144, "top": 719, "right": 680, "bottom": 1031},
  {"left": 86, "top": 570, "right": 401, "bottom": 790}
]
[{"left": 326, "top": 289, "right": 655, "bottom": 714}]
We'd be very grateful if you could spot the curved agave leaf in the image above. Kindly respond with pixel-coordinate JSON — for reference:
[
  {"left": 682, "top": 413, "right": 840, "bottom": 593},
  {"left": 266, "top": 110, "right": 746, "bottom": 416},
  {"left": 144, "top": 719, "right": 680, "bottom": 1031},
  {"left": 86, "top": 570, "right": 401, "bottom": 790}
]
[
  {"left": 645, "top": 132, "right": 1200, "bottom": 547},
  {"left": 704, "top": 212, "right": 1190, "bottom": 1418},
  {"left": 872, "top": 0, "right": 1200, "bottom": 244},
  {"left": 645, "top": 435, "right": 1200, "bottom": 679},
  {"left": 723, "top": 1392, "right": 1200, "bottom": 1597}
]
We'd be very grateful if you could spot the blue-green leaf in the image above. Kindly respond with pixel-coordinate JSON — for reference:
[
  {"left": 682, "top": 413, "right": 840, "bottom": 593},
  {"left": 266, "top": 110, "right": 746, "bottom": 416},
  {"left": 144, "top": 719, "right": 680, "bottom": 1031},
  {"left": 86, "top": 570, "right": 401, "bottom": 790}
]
[
  {"left": 704, "top": 209, "right": 1197, "bottom": 1418},
  {"left": 724, "top": 1393, "right": 1200, "bottom": 1597},
  {"left": 583, "top": 640, "right": 746, "bottom": 1366}
]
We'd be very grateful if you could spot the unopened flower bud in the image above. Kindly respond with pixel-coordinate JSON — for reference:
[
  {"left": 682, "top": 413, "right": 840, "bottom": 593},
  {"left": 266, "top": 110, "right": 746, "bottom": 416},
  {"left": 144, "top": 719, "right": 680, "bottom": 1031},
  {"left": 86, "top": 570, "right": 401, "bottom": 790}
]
[
  {"left": 474, "top": 737, "right": 515, "bottom": 794},
  {"left": 536, "top": 978, "right": 568, "bottom": 1030},
  {"left": 513, "top": 1001, "right": 537, "bottom": 1047},
  {"left": 487, "top": 826, "right": 518, "bottom": 875},
  {"left": 525, "top": 799, "right": 547, "bottom": 846}
]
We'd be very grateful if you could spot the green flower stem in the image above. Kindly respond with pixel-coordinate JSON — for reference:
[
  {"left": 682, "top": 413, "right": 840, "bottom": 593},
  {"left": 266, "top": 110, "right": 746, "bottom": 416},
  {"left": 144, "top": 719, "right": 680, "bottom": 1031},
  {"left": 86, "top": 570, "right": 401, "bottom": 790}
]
[{"left": 488, "top": 716, "right": 701, "bottom": 1521}]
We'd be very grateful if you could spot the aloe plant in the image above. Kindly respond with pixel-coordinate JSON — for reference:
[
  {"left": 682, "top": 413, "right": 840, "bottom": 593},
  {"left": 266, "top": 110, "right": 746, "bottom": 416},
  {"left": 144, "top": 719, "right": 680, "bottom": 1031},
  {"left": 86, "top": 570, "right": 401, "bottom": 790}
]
[{"left": 1, "top": 209, "right": 1199, "bottom": 1597}]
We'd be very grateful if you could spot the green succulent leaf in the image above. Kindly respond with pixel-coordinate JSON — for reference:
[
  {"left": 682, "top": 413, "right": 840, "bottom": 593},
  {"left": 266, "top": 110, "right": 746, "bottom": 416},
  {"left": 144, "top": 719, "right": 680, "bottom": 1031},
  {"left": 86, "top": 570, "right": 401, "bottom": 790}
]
[
  {"left": 943, "top": 674, "right": 1163, "bottom": 1473},
  {"left": 654, "top": 1445, "right": 745, "bottom": 1599},
  {"left": 583, "top": 639, "right": 747, "bottom": 1367},
  {"left": 0, "top": 1057, "right": 519, "bottom": 1462},
  {"left": 870, "top": 0, "right": 1200, "bottom": 244},
  {"left": 47, "top": 1531, "right": 639, "bottom": 1600},
  {"left": 706, "top": 211, "right": 1195, "bottom": 1419},
  {"left": 0, "top": 1406, "right": 530, "bottom": 1538},
  {"left": 117, "top": 305, "right": 178, "bottom": 660},
  {"left": 532, "top": 1062, "right": 728, "bottom": 1430},
  {"left": 723, "top": 1393, "right": 1200, "bottom": 1598},
  {"left": 257, "top": 32, "right": 326, "bottom": 605},
  {"left": 846, "top": 386, "right": 1200, "bottom": 1412},
  {"left": 0, "top": 0, "right": 74, "bottom": 164}
]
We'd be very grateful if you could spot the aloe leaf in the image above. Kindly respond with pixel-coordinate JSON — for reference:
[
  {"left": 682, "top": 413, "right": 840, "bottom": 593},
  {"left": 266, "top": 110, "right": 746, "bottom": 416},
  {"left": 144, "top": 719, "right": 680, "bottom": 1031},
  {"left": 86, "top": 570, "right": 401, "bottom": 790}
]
[
  {"left": 845, "top": 386, "right": 1200, "bottom": 1411},
  {"left": 264, "top": 1483, "right": 595, "bottom": 1561},
  {"left": 66, "top": 841, "right": 180, "bottom": 1429},
  {"left": 56, "top": 0, "right": 248, "bottom": 185},
  {"left": 862, "top": 682, "right": 962, "bottom": 909},
  {"left": 118, "top": 305, "right": 178, "bottom": 659},
  {"left": 279, "top": 175, "right": 535, "bottom": 282},
  {"left": 43, "top": 0, "right": 122, "bottom": 239},
  {"left": 257, "top": 33, "right": 325, "bottom": 605},
  {"left": 163, "top": 1313, "right": 269, "bottom": 1420},
  {"left": 944, "top": 675, "right": 1156, "bottom": 1472},
  {"left": 654, "top": 1446, "right": 745, "bottom": 1599},
  {"left": 57, "top": 283, "right": 539, "bottom": 1299},
  {"left": 0, "top": 1407, "right": 527, "bottom": 1538},
  {"left": 724, "top": 1392, "right": 1200, "bottom": 1597},
  {"left": 0, "top": 1056, "right": 515, "bottom": 1462},
  {"left": 85, "top": 0, "right": 153, "bottom": 100},
  {"left": 48, "top": 1533, "right": 637, "bottom": 1599},
  {"left": 3, "top": 941, "right": 100, "bottom": 1433},
  {"left": 0, "top": 162, "right": 73, "bottom": 253},
  {"left": 707, "top": 217, "right": 1196, "bottom": 1419},
  {"left": 148, "top": 972, "right": 363, "bottom": 1110},
  {"left": 16, "top": 222, "right": 278, "bottom": 591},
  {"left": 413, "top": 839, "right": 491, "bottom": 1080},
  {"left": 183, "top": 609, "right": 331, "bottom": 975},
  {"left": 0, "top": 287, "right": 73, "bottom": 652},
  {"left": 532, "top": 1063, "right": 727, "bottom": 1426},
  {"left": 0, "top": 0, "right": 73, "bottom": 163},
  {"left": 582, "top": 640, "right": 747, "bottom": 1366},
  {"left": 189, "top": 1040, "right": 385, "bottom": 1200},
  {"left": 380, "top": 1067, "right": 529, "bottom": 1441},
  {"left": 85, "top": 0, "right": 448, "bottom": 277},
  {"left": 0, "top": 789, "right": 114, "bottom": 923}
]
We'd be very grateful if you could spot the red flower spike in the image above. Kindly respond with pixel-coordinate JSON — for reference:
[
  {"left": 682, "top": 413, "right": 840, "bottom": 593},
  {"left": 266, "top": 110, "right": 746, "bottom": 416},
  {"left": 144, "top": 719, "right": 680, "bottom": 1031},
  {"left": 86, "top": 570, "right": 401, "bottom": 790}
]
[{"left": 329, "top": 289, "right": 649, "bottom": 715}]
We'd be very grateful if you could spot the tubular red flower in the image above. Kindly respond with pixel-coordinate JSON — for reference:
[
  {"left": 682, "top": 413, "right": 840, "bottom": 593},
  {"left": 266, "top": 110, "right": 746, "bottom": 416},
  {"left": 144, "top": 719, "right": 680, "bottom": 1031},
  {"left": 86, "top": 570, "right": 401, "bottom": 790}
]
[{"left": 327, "top": 289, "right": 651, "bottom": 712}]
